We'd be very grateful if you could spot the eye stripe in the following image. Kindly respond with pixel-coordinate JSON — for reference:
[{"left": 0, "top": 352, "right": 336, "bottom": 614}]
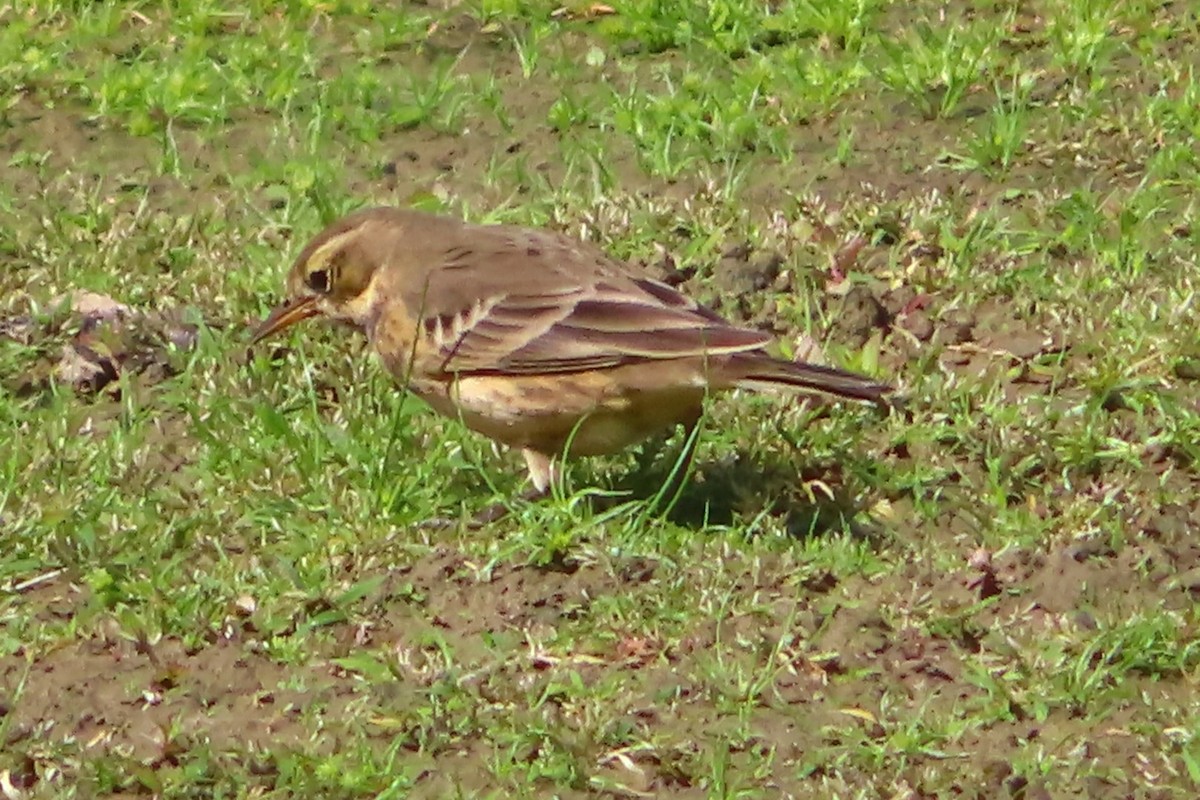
[{"left": 301, "top": 228, "right": 358, "bottom": 294}]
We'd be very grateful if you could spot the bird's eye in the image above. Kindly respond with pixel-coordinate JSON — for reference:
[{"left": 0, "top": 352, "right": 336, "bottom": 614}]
[{"left": 307, "top": 268, "right": 330, "bottom": 294}]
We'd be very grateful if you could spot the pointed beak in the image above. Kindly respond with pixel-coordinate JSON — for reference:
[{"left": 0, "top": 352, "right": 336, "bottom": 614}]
[{"left": 249, "top": 295, "right": 321, "bottom": 346}]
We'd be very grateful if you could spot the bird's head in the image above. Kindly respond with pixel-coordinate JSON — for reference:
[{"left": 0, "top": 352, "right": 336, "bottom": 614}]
[{"left": 250, "top": 208, "right": 399, "bottom": 345}]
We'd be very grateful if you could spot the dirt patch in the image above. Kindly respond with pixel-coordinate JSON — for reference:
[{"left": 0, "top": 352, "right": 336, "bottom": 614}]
[
  {"left": 9, "top": 523, "right": 1198, "bottom": 795},
  {"left": 1, "top": 98, "right": 159, "bottom": 190},
  {"left": 3, "top": 631, "right": 323, "bottom": 762}
]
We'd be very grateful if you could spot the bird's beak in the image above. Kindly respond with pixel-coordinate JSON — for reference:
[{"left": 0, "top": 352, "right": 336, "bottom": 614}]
[{"left": 249, "top": 295, "right": 321, "bottom": 346}]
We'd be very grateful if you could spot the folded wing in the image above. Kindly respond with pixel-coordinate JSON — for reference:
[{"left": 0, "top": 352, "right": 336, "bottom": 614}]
[
  {"left": 423, "top": 275, "right": 773, "bottom": 376},
  {"left": 398, "top": 225, "right": 768, "bottom": 376}
]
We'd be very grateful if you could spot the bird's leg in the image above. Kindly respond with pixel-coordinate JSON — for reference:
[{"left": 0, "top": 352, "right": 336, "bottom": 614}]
[{"left": 522, "top": 449, "right": 559, "bottom": 496}]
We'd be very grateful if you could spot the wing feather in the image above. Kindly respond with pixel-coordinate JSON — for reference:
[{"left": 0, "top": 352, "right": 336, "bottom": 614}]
[
  {"left": 397, "top": 225, "right": 775, "bottom": 376},
  {"left": 423, "top": 269, "right": 771, "bottom": 376}
]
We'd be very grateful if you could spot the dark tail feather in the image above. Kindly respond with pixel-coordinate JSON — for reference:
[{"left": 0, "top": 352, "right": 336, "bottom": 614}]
[{"left": 734, "top": 355, "right": 891, "bottom": 404}]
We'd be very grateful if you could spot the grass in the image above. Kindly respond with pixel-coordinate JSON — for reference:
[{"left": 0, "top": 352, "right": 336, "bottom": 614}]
[{"left": 2, "top": 0, "right": 1199, "bottom": 796}]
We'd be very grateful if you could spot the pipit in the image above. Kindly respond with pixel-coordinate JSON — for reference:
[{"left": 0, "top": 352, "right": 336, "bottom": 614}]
[{"left": 251, "top": 207, "right": 890, "bottom": 516}]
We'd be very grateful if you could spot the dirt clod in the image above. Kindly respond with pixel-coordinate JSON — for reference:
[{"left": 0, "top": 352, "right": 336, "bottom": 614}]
[
  {"left": 712, "top": 248, "right": 783, "bottom": 294},
  {"left": 1173, "top": 358, "right": 1200, "bottom": 381},
  {"left": 4, "top": 290, "right": 205, "bottom": 400},
  {"left": 899, "top": 310, "right": 934, "bottom": 341},
  {"left": 831, "top": 285, "right": 889, "bottom": 347}
]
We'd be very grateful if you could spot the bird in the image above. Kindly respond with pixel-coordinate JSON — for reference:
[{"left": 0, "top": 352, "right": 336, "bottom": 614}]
[{"left": 250, "top": 206, "right": 890, "bottom": 518}]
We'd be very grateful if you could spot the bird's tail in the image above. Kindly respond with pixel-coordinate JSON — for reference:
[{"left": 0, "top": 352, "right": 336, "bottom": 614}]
[{"left": 731, "top": 354, "right": 891, "bottom": 404}]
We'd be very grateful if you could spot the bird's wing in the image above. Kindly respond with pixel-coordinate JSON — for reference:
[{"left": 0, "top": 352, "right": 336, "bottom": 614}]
[{"left": 408, "top": 232, "right": 773, "bottom": 376}]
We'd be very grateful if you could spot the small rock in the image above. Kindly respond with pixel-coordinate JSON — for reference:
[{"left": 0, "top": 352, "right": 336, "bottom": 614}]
[
  {"left": 792, "top": 333, "right": 827, "bottom": 365},
  {"left": 981, "top": 328, "right": 1050, "bottom": 359},
  {"left": 967, "top": 548, "right": 992, "bottom": 570},
  {"left": 166, "top": 324, "right": 200, "bottom": 350},
  {"left": 1173, "top": 358, "right": 1200, "bottom": 381},
  {"left": 932, "top": 321, "right": 974, "bottom": 347},
  {"left": 757, "top": 297, "right": 778, "bottom": 323},
  {"left": 899, "top": 311, "right": 934, "bottom": 342},
  {"left": 882, "top": 285, "right": 917, "bottom": 316},
  {"left": 233, "top": 595, "right": 257, "bottom": 616},
  {"left": 0, "top": 315, "right": 37, "bottom": 344},
  {"left": 967, "top": 548, "right": 1002, "bottom": 600},
  {"left": 830, "top": 285, "right": 888, "bottom": 348},
  {"left": 722, "top": 241, "right": 752, "bottom": 260},
  {"left": 980, "top": 759, "right": 1012, "bottom": 789},
  {"left": 68, "top": 290, "right": 129, "bottom": 322},
  {"left": 748, "top": 251, "right": 785, "bottom": 290},
  {"left": 712, "top": 249, "right": 782, "bottom": 294},
  {"left": 1100, "top": 389, "right": 1131, "bottom": 412},
  {"left": 55, "top": 342, "right": 119, "bottom": 392},
  {"left": 1065, "top": 537, "right": 1115, "bottom": 562},
  {"left": 1169, "top": 567, "right": 1200, "bottom": 595},
  {"left": 646, "top": 243, "right": 693, "bottom": 286},
  {"left": 386, "top": 152, "right": 424, "bottom": 177},
  {"left": 618, "top": 39, "right": 643, "bottom": 56}
]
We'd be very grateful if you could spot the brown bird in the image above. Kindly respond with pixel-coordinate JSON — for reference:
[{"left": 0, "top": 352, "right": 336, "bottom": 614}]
[{"left": 251, "top": 207, "right": 890, "bottom": 514}]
